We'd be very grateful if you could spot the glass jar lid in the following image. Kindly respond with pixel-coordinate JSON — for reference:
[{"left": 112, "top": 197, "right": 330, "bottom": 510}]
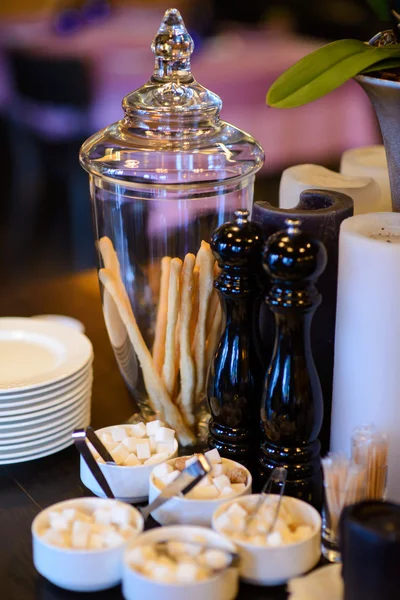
[{"left": 80, "top": 8, "right": 264, "bottom": 188}]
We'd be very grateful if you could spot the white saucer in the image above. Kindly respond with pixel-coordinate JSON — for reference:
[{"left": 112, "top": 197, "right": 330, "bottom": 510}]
[
  {"left": 0, "top": 318, "right": 93, "bottom": 392},
  {"left": 0, "top": 413, "right": 90, "bottom": 461},
  {"left": 0, "top": 374, "right": 92, "bottom": 409},
  {"left": 0, "top": 358, "right": 93, "bottom": 400},
  {"left": 0, "top": 403, "right": 90, "bottom": 438},
  {"left": 0, "top": 409, "right": 90, "bottom": 450},
  {"left": 0, "top": 385, "right": 92, "bottom": 422}
]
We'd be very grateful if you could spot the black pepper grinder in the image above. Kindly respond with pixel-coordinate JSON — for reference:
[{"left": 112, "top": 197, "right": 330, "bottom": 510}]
[
  {"left": 207, "top": 209, "right": 265, "bottom": 468},
  {"left": 258, "top": 219, "right": 327, "bottom": 510}
]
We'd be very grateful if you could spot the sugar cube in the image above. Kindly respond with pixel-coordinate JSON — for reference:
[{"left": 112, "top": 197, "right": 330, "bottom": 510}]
[
  {"left": 149, "top": 436, "right": 157, "bottom": 453},
  {"left": 62, "top": 508, "right": 77, "bottom": 522},
  {"left": 231, "top": 483, "right": 246, "bottom": 494},
  {"left": 123, "top": 453, "right": 141, "bottom": 466},
  {"left": 166, "top": 470, "right": 180, "bottom": 484},
  {"left": 104, "top": 530, "right": 125, "bottom": 547},
  {"left": 154, "top": 477, "right": 166, "bottom": 490},
  {"left": 146, "top": 420, "right": 164, "bottom": 437},
  {"left": 122, "top": 437, "right": 137, "bottom": 452},
  {"left": 89, "top": 533, "right": 104, "bottom": 549},
  {"left": 143, "top": 452, "right": 168, "bottom": 466},
  {"left": 212, "top": 474, "right": 231, "bottom": 492},
  {"left": 111, "top": 504, "right": 131, "bottom": 527},
  {"left": 136, "top": 440, "right": 151, "bottom": 460},
  {"left": 201, "top": 549, "right": 230, "bottom": 570},
  {"left": 93, "top": 508, "right": 113, "bottom": 526},
  {"left": 152, "top": 462, "right": 173, "bottom": 479},
  {"left": 156, "top": 441, "right": 175, "bottom": 456},
  {"left": 154, "top": 427, "right": 175, "bottom": 443},
  {"left": 130, "top": 422, "right": 147, "bottom": 438},
  {"left": 175, "top": 563, "right": 201, "bottom": 583},
  {"left": 226, "top": 502, "right": 248, "bottom": 520},
  {"left": 100, "top": 433, "right": 114, "bottom": 447},
  {"left": 152, "top": 564, "right": 175, "bottom": 582},
  {"left": 49, "top": 514, "right": 69, "bottom": 531},
  {"left": 267, "top": 532, "right": 282, "bottom": 547},
  {"left": 219, "top": 486, "right": 235, "bottom": 498},
  {"left": 204, "top": 448, "right": 221, "bottom": 464},
  {"left": 111, "top": 426, "right": 127, "bottom": 443},
  {"left": 42, "top": 529, "right": 68, "bottom": 548},
  {"left": 188, "top": 484, "right": 219, "bottom": 500},
  {"left": 111, "top": 443, "right": 130, "bottom": 465},
  {"left": 195, "top": 475, "right": 213, "bottom": 488},
  {"left": 71, "top": 521, "right": 91, "bottom": 548},
  {"left": 215, "top": 512, "right": 233, "bottom": 531},
  {"left": 127, "top": 546, "right": 147, "bottom": 566},
  {"left": 211, "top": 463, "right": 226, "bottom": 477},
  {"left": 120, "top": 524, "right": 136, "bottom": 539}
]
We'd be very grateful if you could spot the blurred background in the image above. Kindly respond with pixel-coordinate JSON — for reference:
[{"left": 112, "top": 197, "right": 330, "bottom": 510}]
[{"left": 0, "top": 0, "right": 385, "bottom": 284}]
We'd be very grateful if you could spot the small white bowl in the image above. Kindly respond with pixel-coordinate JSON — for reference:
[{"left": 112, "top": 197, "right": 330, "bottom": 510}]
[
  {"left": 212, "top": 494, "right": 321, "bottom": 586},
  {"left": 32, "top": 497, "right": 144, "bottom": 592},
  {"left": 122, "top": 525, "right": 239, "bottom": 600},
  {"left": 80, "top": 424, "right": 178, "bottom": 502},
  {"left": 148, "top": 457, "right": 252, "bottom": 527}
]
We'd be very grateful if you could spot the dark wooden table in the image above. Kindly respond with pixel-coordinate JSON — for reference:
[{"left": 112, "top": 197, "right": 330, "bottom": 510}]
[{"left": 0, "top": 271, "right": 287, "bottom": 600}]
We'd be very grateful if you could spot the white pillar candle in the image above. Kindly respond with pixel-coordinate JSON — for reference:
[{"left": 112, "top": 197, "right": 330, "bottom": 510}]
[
  {"left": 330, "top": 213, "right": 400, "bottom": 501},
  {"left": 340, "top": 145, "right": 391, "bottom": 212},
  {"left": 279, "top": 164, "right": 381, "bottom": 214}
]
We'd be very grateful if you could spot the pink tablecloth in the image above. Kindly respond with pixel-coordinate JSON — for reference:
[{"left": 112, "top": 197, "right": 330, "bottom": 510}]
[{"left": 0, "top": 9, "right": 379, "bottom": 172}]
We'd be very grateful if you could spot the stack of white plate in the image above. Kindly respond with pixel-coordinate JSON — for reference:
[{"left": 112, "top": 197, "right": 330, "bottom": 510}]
[{"left": 0, "top": 317, "right": 93, "bottom": 464}]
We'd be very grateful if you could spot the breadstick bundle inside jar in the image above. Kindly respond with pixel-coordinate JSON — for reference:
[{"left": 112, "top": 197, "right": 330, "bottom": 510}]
[{"left": 79, "top": 9, "right": 264, "bottom": 446}]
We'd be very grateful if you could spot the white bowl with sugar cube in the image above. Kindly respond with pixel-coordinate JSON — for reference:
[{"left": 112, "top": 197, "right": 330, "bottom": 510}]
[
  {"left": 212, "top": 494, "right": 321, "bottom": 586},
  {"left": 80, "top": 421, "right": 178, "bottom": 502},
  {"left": 148, "top": 448, "right": 252, "bottom": 527},
  {"left": 122, "top": 525, "right": 239, "bottom": 600},
  {"left": 32, "top": 497, "right": 144, "bottom": 592}
]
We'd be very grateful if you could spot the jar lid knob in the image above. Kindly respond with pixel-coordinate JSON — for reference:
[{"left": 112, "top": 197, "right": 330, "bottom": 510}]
[{"left": 151, "top": 8, "right": 194, "bottom": 82}]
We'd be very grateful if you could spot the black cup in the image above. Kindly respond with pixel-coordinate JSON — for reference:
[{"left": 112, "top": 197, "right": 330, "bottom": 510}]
[{"left": 340, "top": 501, "right": 400, "bottom": 600}]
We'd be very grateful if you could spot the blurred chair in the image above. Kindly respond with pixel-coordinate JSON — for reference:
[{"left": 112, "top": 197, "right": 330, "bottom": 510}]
[{"left": 6, "top": 49, "right": 95, "bottom": 271}]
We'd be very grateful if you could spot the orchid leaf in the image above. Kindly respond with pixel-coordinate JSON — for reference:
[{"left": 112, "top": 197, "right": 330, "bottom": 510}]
[
  {"left": 267, "top": 39, "right": 400, "bottom": 108},
  {"left": 363, "top": 56, "right": 400, "bottom": 71}
]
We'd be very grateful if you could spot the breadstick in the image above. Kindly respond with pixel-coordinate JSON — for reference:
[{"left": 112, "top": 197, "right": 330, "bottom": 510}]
[
  {"left": 98, "top": 236, "right": 121, "bottom": 275},
  {"left": 193, "top": 241, "right": 215, "bottom": 402},
  {"left": 178, "top": 253, "right": 196, "bottom": 427},
  {"left": 189, "top": 266, "right": 200, "bottom": 346},
  {"left": 162, "top": 258, "right": 182, "bottom": 398},
  {"left": 99, "top": 268, "right": 194, "bottom": 446},
  {"left": 153, "top": 257, "right": 171, "bottom": 374},
  {"left": 205, "top": 301, "right": 223, "bottom": 369}
]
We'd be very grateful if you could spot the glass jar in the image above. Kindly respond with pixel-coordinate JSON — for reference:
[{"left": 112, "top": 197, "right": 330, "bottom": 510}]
[{"left": 80, "top": 8, "right": 264, "bottom": 446}]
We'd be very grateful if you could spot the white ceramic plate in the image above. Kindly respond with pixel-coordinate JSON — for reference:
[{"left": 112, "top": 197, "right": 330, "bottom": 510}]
[
  {"left": 0, "top": 402, "right": 90, "bottom": 437},
  {"left": 0, "top": 318, "right": 93, "bottom": 392},
  {"left": 0, "top": 408, "right": 90, "bottom": 450},
  {"left": 0, "top": 386, "right": 92, "bottom": 423},
  {"left": 0, "top": 374, "right": 92, "bottom": 409},
  {"left": 0, "top": 359, "right": 93, "bottom": 400},
  {"left": 0, "top": 413, "right": 90, "bottom": 461}
]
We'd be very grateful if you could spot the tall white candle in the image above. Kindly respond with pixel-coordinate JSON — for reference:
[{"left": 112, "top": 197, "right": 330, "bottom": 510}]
[
  {"left": 331, "top": 213, "right": 400, "bottom": 501},
  {"left": 340, "top": 145, "right": 391, "bottom": 212},
  {"left": 279, "top": 164, "right": 381, "bottom": 214}
]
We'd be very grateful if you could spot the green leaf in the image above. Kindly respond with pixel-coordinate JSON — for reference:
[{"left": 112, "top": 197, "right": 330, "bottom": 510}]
[
  {"left": 366, "top": 0, "right": 390, "bottom": 21},
  {"left": 363, "top": 56, "right": 400, "bottom": 72},
  {"left": 267, "top": 39, "right": 400, "bottom": 108}
]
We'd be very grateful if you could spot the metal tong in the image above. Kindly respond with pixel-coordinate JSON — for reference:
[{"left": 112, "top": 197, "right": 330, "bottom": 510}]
[
  {"left": 139, "top": 454, "right": 212, "bottom": 520},
  {"left": 72, "top": 427, "right": 116, "bottom": 499},
  {"left": 247, "top": 466, "right": 287, "bottom": 534}
]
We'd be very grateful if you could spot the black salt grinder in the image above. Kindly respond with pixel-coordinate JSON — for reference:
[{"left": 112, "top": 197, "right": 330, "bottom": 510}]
[
  {"left": 206, "top": 209, "right": 265, "bottom": 468},
  {"left": 258, "top": 219, "right": 327, "bottom": 510}
]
